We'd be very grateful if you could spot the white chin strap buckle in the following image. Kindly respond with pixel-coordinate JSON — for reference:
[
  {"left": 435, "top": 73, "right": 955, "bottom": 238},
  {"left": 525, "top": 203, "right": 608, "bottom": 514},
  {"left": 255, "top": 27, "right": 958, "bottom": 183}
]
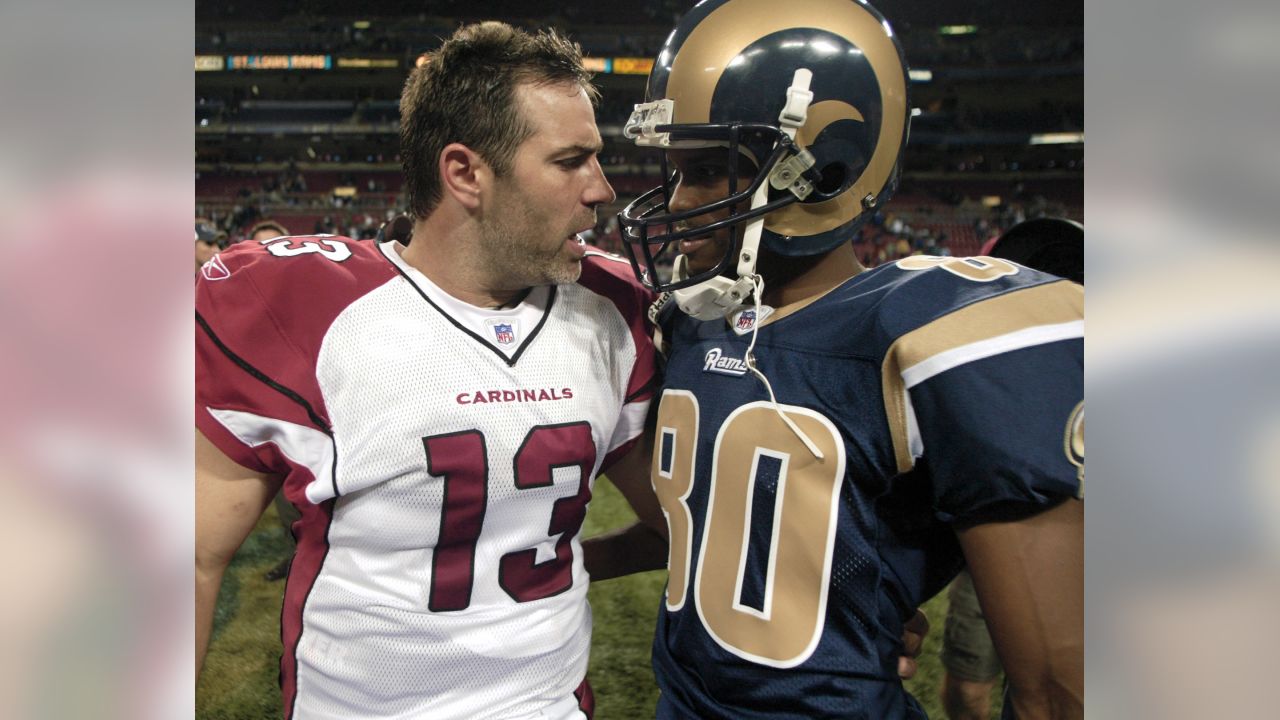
[{"left": 671, "top": 256, "right": 757, "bottom": 321}]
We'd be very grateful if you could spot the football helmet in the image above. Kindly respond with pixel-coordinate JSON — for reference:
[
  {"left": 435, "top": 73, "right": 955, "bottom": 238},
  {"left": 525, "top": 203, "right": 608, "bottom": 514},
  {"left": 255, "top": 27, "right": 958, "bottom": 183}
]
[
  {"left": 982, "top": 217, "right": 1084, "bottom": 284},
  {"left": 617, "top": 0, "right": 910, "bottom": 304}
]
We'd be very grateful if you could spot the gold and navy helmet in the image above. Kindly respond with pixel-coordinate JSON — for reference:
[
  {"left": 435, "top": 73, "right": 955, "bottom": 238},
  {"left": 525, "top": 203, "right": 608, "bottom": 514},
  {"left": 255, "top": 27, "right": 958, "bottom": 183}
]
[{"left": 618, "top": 0, "right": 910, "bottom": 292}]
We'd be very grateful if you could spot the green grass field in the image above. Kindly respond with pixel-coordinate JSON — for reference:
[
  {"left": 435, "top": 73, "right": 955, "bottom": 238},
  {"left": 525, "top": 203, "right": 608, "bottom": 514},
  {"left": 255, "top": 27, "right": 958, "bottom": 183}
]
[{"left": 197, "top": 477, "right": 999, "bottom": 718}]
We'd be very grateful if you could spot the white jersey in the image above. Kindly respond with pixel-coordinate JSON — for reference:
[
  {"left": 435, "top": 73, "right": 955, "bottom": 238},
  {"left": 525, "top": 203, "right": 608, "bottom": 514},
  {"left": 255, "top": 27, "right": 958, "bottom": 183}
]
[{"left": 196, "top": 236, "right": 656, "bottom": 720}]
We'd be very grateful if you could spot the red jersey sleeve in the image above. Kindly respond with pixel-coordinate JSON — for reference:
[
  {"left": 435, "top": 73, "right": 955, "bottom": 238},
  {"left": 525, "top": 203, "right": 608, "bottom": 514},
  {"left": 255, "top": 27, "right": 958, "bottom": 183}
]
[
  {"left": 195, "top": 237, "right": 395, "bottom": 473},
  {"left": 576, "top": 250, "right": 659, "bottom": 469}
]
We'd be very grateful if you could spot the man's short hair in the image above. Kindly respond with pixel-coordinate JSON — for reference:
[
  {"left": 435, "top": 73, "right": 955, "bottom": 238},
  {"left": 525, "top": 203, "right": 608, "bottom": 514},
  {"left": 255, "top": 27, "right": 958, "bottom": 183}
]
[
  {"left": 398, "top": 21, "right": 598, "bottom": 219},
  {"left": 249, "top": 220, "right": 290, "bottom": 240}
]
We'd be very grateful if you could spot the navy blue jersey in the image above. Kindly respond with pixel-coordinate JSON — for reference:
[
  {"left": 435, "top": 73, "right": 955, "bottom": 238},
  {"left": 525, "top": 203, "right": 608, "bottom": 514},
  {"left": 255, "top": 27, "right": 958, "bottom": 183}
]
[{"left": 649, "top": 256, "right": 1083, "bottom": 719}]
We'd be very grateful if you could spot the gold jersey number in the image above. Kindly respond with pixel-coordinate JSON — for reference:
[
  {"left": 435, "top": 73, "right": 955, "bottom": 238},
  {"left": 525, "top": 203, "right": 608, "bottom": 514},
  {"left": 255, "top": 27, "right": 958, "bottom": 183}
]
[
  {"left": 896, "top": 255, "right": 1019, "bottom": 282},
  {"left": 653, "top": 390, "right": 846, "bottom": 667}
]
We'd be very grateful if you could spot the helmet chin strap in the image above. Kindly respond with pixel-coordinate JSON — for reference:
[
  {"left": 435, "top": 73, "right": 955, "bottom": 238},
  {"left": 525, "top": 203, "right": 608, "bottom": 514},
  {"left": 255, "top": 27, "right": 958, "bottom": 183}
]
[{"left": 669, "top": 68, "right": 814, "bottom": 322}]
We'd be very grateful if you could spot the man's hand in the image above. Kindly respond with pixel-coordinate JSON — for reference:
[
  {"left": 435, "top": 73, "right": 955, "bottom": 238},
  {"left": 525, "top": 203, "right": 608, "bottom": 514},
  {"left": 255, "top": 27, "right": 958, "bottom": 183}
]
[
  {"left": 582, "top": 436, "right": 669, "bottom": 582},
  {"left": 898, "top": 608, "right": 930, "bottom": 679}
]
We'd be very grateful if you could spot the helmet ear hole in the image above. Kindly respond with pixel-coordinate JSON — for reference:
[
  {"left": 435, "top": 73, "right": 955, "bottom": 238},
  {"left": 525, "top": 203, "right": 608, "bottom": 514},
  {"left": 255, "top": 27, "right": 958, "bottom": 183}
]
[{"left": 812, "top": 162, "right": 848, "bottom": 198}]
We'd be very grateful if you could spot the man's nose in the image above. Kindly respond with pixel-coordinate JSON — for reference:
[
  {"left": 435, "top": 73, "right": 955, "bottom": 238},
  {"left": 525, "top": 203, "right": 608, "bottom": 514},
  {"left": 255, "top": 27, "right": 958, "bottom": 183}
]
[
  {"left": 667, "top": 177, "right": 699, "bottom": 214},
  {"left": 584, "top": 157, "right": 616, "bottom": 206}
]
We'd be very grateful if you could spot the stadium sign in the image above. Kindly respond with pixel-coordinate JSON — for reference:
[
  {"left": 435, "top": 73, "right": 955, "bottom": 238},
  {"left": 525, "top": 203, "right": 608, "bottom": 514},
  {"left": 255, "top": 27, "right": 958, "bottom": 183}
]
[
  {"left": 227, "top": 55, "right": 333, "bottom": 71},
  {"left": 336, "top": 57, "right": 400, "bottom": 69}
]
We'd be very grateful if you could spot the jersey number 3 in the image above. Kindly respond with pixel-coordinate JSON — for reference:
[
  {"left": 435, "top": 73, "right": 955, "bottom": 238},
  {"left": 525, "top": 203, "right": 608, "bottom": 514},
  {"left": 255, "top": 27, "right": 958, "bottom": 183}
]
[
  {"left": 422, "top": 422, "right": 595, "bottom": 612},
  {"left": 654, "top": 390, "right": 846, "bottom": 668},
  {"left": 261, "top": 236, "right": 353, "bottom": 262}
]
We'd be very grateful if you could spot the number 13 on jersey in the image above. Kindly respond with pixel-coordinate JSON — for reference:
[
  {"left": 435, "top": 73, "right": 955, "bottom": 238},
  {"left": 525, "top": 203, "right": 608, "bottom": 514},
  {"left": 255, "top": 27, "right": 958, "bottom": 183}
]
[{"left": 653, "top": 389, "right": 846, "bottom": 667}]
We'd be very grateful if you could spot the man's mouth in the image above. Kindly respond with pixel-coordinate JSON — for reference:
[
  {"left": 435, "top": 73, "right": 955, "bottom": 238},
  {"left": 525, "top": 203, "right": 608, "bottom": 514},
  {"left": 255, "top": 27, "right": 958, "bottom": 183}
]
[
  {"left": 678, "top": 236, "right": 713, "bottom": 254},
  {"left": 563, "top": 234, "right": 585, "bottom": 254},
  {"left": 675, "top": 224, "right": 717, "bottom": 255},
  {"left": 564, "top": 225, "right": 595, "bottom": 258}
]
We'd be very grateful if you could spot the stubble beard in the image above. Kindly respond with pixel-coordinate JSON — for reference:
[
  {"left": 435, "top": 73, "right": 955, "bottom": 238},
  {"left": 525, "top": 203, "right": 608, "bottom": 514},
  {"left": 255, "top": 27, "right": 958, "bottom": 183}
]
[
  {"left": 478, "top": 190, "right": 583, "bottom": 290},
  {"left": 477, "top": 216, "right": 581, "bottom": 288}
]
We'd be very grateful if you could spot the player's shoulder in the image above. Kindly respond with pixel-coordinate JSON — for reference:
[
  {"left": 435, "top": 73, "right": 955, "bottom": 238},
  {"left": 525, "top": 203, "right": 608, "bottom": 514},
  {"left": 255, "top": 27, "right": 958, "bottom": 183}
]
[
  {"left": 196, "top": 235, "right": 400, "bottom": 343},
  {"left": 573, "top": 248, "right": 658, "bottom": 316},
  {"left": 198, "top": 235, "right": 392, "bottom": 290},
  {"left": 578, "top": 249, "right": 651, "bottom": 290},
  {"left": 839, "top": 255, "right": 1083, "bottom": 343}
]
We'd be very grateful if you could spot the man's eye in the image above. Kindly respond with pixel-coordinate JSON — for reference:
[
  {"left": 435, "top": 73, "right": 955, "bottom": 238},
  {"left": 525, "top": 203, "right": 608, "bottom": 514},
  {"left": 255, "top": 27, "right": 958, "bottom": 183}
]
[
  {"left": 688, "top": 164, "right": 730, "bottom": 182},
  {"left": 557, "top": 156, "right": 588, "bottom": 169}
]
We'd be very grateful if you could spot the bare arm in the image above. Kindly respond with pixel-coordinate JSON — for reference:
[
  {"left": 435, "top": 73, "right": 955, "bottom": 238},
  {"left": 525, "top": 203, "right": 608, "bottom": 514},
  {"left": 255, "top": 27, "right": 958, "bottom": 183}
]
[
  {"left": 583, "top": 434, "right": 669, "bottom": 581},
  {"left": 957, "top": 498, "right": 1083, "bottom": 720},
  {"left": 195, "top": 429, "right": 282, "bottom": 680}
]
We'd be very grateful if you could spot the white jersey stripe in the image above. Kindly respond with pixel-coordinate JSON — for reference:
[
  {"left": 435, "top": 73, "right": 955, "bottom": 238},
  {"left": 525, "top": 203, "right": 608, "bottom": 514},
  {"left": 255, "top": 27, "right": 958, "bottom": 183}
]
[
  {"left": 901, "top": 320, "right": 1083, "bottom": 389},
  {"left": 606, "top": 398, "right": 651, "bottom": 455},
  {"left": 902, "top": 389, "right": 924, "bottom": 461},
  {"left": 208, "top": 407, "right": 337, "bottom": 503}
]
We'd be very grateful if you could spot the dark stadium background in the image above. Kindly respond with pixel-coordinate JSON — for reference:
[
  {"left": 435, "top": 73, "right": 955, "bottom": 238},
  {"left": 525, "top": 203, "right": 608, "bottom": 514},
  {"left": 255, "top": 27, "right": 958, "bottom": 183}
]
[{"left": 195, "top": 2, "right": 1081, "bottom": 717}]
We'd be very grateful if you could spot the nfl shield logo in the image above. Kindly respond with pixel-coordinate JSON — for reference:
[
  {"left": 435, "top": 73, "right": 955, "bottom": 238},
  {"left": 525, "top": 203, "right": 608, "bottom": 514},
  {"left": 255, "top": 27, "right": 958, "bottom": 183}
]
[
  {"left": 493, "top": 323, "right": 515, "bottom": 345},
  {"left": 736, "top": 309, "right": 756, "bottom": 331}
]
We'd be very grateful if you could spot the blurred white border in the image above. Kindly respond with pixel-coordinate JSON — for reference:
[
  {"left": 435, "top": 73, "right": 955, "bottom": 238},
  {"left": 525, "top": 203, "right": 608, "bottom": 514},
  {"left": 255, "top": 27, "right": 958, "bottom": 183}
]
[
  {"left": 1087, "top": 0, "right": 1280, "bottom": 717},
  {"left": 0, "top": 1, "right": 193, "bottom": 718}
]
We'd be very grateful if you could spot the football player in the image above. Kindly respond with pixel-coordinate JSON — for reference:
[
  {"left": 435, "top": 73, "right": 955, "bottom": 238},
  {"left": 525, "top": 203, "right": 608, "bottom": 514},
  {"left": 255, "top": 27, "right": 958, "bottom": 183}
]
[
  {"left": 616, "top": 0, "right": 1083, "bottom": 718},
  {"left": 196, "top": 22, "right": 666, "bottom": 720}
]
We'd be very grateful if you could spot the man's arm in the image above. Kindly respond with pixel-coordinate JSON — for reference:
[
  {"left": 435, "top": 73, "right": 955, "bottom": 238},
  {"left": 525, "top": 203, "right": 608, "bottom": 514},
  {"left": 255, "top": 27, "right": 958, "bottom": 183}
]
[
  {"left": 956, "top": 498, "right": 1083, "bottom": 719},
  {"left": 195, "top": 429, "right": 282, "bottom": 680},
  {"left": 582, "top": 433, "right": 669, "bottom": 581}
]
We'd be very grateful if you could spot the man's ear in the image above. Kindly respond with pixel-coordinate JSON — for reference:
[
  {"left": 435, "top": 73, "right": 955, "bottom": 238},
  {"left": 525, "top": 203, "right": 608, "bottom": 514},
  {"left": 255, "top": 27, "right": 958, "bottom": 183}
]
[{"left": 438, "top": 143, "right": 489, "bottom": 210}]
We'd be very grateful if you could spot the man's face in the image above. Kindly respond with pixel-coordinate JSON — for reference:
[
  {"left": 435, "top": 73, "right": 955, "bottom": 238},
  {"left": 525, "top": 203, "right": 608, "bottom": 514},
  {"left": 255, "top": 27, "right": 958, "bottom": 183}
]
[
  {"left": 477, "top": 81, "right": 616, "bottom": 288},
  {"left": 665, "top": 148, "right": 758, "bottom": 277}
]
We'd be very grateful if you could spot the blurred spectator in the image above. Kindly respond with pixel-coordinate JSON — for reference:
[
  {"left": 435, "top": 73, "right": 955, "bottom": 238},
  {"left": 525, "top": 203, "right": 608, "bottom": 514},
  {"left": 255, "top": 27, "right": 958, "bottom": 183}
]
[
  {"left": 194, "top": 219, "right": 226, "bottom": 275},
  {"left": 940, "top": 570, "right": 1002, "bottom": 720},
  {"left": 247, "top": 219, "right": 290, "bottom": 242},
  {"left": 314, "top": 215, "right": 337, "bottom": 234}
]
